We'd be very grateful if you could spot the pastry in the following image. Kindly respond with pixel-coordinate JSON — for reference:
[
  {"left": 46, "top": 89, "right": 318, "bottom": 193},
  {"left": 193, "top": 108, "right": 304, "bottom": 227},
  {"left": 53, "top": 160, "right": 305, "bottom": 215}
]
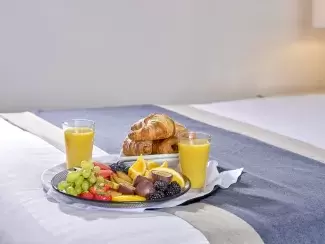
[
  {"left": 130, "top": 113, "right": 156, "bottom": 131},
  {"left": 122, "top": 137, "right": 153, "bottom": 156},
  {"left": 128, "top": 114, "right": 175, "bottom": 141},
  {"left": 153, "top": 137, "right": 179, "bottom": 154},
  {"left": 174, "top": 122, "right": 187, "bottom": 136}
]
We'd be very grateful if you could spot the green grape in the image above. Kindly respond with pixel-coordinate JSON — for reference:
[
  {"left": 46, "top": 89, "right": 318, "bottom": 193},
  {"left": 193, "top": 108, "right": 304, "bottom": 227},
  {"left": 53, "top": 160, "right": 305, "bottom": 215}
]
[
  {"left": 89, "top": 174, "right": 97, "bottom": 184},
  {"left": 81, "top": 160, "right": 94, "bottom": 170},
  {"left": 81, "top": 180, "right": 90, "bottom": 191},
  {"left": 93, "top": 166, "right": 101, "bottom": 173},
  {"left": 66, "top": 186, "right": 77, "bottom": 196},
  {"left": 75, "top": 175, "right": 85, "bottom": 186},
  {"left": 75, "top": 185, "right": 82, "bottom": 195},
  {"left": 66, "top": 171, "right": 81, "bottom": 183},
  {"left": 64, "top": 182, "right": 73, "bottom": 190},
  {"left": 82, "top": 169, "right": 91, "bottom": 178},
  {"left": 96, "top": 176, "right": 105, "bottom": 184},
  {"left": 58, "top": 181, "right": 68, "bottom": 191}
]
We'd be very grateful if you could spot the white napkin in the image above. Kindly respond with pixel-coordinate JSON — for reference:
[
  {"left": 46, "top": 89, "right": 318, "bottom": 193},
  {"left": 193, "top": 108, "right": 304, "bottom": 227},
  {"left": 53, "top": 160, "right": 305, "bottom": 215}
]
[{"left": 42, "top": 157, "right": 243, "bottom": 213}]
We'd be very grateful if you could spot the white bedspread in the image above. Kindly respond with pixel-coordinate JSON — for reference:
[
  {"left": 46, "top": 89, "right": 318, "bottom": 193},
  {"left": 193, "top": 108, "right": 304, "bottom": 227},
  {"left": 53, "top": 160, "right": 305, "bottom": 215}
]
[
  {"left": 192, "top": 94, "right": 325, "bottom": 150},
  {"left": 0, "top": 118, "right": 209, "bottom": 244}
]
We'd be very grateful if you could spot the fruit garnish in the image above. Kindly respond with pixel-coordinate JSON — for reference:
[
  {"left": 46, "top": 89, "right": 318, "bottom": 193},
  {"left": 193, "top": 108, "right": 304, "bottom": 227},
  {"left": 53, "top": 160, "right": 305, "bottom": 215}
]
[
  {"left": 144, "top": 170, "right": 152, "bottom": 180},
  {"left": 150, "top": 168, "right": 185, "bottom": 188},
  {"left": 89, "top": 186, "right": 97, "bottom": 195},
  {"left": 75, "top": 175, "right": 85, "bottom": 186},
  {"left": 97, "top": 169, "right": 113, "bottom": 179},
  {"left": 118, "top": 182, "right": 135, "bottom": 195},
  {"left": 164, "top": 181, "right": 182, "bottom": 197},
  {"left": 96, "top": 176, "right": 105, "bottom": 184},
  {"left": 160, "top": 161, "right": 168, "bottom": 168},
  {"left": 104, "top": 180, "right": 119, "bottom": 190},
  {"left": 81, "top": 160, "right": 94, "bottom": 170},
  {"left": 57, "top": 180, "right": 69, "bottom": 191},
  {"left": 66, "top": 171, "right": 81, "bottom": 183},
  {"left": 66, "top": 186, "right": 77, "bottom": 196},
  {"left": 128, "top": 156, "right": 147, "bottom": 179},
  {"left": 147, "top": 191, "right": 165, "bottom": 200},
  {"left": 88, "top": 173, "right": 97, "bottom": 184},
  {"left": 153, "top": 180, "right": 169, "bottom": 192},
  {"left": 103, "top": 184, "right": 111, "bottom": 192},
  {"left": 82, "top": 169, "right": 91, "bottom": 178},
  {"left": 110, "top": 162, "right": 129, "bottom": 174},
  {"left": 94, "top": 194, "right": 112, "bottom": 201},
  {"left": 93, "top": 162, "right": 111, "bottom": 170},
  {"left": 135, "top": 180, "right": 155, "bottom": 198},
  {"left": 133, "top": 175, "right": 151, "bottom": 187},
  {"left": 111, "top": 195, "right": 146, "bottom": 202},
  {"left": 79, "top": 191, "right": 94, "bottom": 200},
  {"left": 107, "top": 190, "right": 122, "bottom": 197},
  {"left": 151, "top": 170, "right": 172, "bottom": 183},
  {"left": 75, "top": 185, "right": 82, "bottom": 195},
  {"left": 93, "top": 166, "right": 101, "bottom": 173},
  {"left": 112, "top": 173, "right": 131, "bottom": 184},
  {"left": 81, "top": 180, "right": 90, "bottom": 191},
  {"left": 116, "top": 171, "right": 133, "bottom": 184},
  {"left": 147, "top": 161, "right": 160, "bottom": 170}
]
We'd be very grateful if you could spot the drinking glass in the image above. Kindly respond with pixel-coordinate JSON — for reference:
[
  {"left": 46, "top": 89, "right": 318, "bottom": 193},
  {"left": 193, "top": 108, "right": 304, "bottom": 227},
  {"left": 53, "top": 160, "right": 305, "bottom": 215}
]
[
  {"left": 178, "top": 131, "right": 211, "bottom": 189},
  {"left": 62, "top": 119, "right": 95, "bottom": 169}
]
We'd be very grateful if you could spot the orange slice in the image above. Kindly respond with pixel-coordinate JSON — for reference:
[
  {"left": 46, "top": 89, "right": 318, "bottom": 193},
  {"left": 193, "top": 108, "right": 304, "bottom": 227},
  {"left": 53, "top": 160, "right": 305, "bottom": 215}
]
[
  {"left": 149, "top": 167, "right": 185, "bottom": 188},
  {"left": 159, "top": 161, "right": 168, "bottom": 168},
  {"left": 144, "top": 170, "right": 152, "bottom": 180},
  {"left": 147, "top": 161, "right": 160, "bottom": 170},
  {"left": 128, "top": 155, "right": 147, "bottom": 179}
]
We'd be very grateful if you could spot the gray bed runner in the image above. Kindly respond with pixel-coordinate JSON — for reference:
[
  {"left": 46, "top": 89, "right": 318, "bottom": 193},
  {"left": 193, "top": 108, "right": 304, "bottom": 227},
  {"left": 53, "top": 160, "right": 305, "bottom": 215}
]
[{"left": 33, "top": 105, "right": 325, "bottom": 244}]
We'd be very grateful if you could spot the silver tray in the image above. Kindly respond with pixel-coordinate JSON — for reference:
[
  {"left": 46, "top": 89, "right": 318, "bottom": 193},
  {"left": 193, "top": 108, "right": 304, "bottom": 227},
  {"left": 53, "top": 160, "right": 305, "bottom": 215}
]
[{"left": 51, "top": 168, "right": 191, "bottom": 209}]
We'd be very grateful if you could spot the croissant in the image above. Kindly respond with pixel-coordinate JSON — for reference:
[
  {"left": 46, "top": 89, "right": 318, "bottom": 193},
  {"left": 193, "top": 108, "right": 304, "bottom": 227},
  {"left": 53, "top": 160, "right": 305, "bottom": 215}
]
[
  {"left": 128, "top": 114, "right": 175, "bottom": 141},
  {"left": 174, "top": 122, "right": 187, "bottom": 136},
  {"left": 122, "top": 137, "right": 153, "bottom": 156},
  {"left": 130, "top": 113, "right": 156, "bottom": 131},
  {"left": 153, "top": 137, "right": 179, "bottom": 154}
]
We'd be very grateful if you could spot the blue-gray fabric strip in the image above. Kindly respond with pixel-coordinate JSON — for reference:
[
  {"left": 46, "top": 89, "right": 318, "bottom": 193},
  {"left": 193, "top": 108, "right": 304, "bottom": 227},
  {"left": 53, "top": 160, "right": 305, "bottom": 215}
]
[{"left": 33, "top": 105, "right": 325, "bottom": 244}]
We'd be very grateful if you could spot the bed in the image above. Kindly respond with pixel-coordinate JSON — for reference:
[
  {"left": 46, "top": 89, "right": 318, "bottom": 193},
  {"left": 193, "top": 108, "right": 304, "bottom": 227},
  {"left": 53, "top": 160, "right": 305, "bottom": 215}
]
[{"left": 1, "top": 93, "right": 325, "bottom": 244}]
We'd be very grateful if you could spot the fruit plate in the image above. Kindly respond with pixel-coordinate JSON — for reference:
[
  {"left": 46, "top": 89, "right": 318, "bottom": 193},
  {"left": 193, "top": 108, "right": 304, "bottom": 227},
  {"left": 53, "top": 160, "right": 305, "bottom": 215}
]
[{"left": 51, "top": 168, "right": 191, "bottom": 209}]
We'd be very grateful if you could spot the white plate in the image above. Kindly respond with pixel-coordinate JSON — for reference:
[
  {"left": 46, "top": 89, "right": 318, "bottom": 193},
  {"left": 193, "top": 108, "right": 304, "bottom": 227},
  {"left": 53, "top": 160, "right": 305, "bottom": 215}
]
[{"left": 119, "top": 149, "right": 178, "bottom": 162}]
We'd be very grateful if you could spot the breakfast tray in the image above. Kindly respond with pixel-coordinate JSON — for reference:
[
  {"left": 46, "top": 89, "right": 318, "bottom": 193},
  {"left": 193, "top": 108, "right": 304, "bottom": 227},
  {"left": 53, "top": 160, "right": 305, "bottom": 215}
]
[{"left": 41, "top": 155, "right": 221, "bottom": 211}]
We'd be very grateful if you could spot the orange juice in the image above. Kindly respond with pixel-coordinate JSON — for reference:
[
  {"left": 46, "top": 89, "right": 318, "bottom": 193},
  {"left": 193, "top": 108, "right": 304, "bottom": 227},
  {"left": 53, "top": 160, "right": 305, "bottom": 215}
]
[
  {"left": 178, "top": 138, "right": 210, "bottom": 189},
  {"left": 64, "top": 127, "right": 94, "bottom": 168}
]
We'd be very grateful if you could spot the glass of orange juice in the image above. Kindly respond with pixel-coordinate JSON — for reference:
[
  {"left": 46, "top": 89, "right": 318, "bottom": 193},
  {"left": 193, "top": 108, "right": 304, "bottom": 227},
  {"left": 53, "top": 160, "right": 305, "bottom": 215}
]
[
  {"left": 62, "top": 119, "right": 95, "bottom": 169},
  {"left": 178, "top": 131, "right": 211, "bottom": 189}
]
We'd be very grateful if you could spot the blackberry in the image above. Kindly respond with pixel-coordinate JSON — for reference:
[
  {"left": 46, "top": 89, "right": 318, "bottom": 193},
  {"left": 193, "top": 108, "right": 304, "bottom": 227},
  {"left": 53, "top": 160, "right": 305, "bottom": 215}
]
[
  {"left": 153, "top": 180, "right": 169, "bottom": 192},
  {"left": 147, "top": 191, "right": 165, "bottom": 201},
  {"left": 164, "top": 181, "right": 181, "bottom": 197},
  {"left": 110, "top": 162, "right": 129, "bottom": 173},
  {"left": 109, "top": 163, "right": 118, "bottom": 172}
]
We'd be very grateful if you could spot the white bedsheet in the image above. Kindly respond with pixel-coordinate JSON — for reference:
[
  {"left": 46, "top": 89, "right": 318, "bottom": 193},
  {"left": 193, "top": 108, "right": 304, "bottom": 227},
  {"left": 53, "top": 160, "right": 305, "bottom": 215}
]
[
  {"left": 192, "top": 94, "right": 325, "bottom": 150},
  {"left": 0, "top": 118, "right": 209, "bottom": 244}
]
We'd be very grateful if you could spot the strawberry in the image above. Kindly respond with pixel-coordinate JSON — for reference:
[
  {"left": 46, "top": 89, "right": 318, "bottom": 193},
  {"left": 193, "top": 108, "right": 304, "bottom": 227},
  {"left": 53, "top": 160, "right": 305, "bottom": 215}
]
[
  {"left": 79, "top": 191, "right": 94, "bottom": 200},
  {"left": 89, "top": 186, "right": 97, "bottom": 195},
  {"left": 93, "top": 162, "right": 111, "bottom": 170},
  {"left": 103, "top": 184, "right": 110, "bottom": 192},
  {"left": 94, "top": 194, "right": 112, "bottom": 201}
]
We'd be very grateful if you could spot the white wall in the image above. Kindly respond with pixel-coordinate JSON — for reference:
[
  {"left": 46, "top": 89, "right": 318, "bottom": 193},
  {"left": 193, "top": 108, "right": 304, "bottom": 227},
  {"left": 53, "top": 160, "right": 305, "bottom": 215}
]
[{"left": 1, "top": 0, "right": 325, "bottom": 112}]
